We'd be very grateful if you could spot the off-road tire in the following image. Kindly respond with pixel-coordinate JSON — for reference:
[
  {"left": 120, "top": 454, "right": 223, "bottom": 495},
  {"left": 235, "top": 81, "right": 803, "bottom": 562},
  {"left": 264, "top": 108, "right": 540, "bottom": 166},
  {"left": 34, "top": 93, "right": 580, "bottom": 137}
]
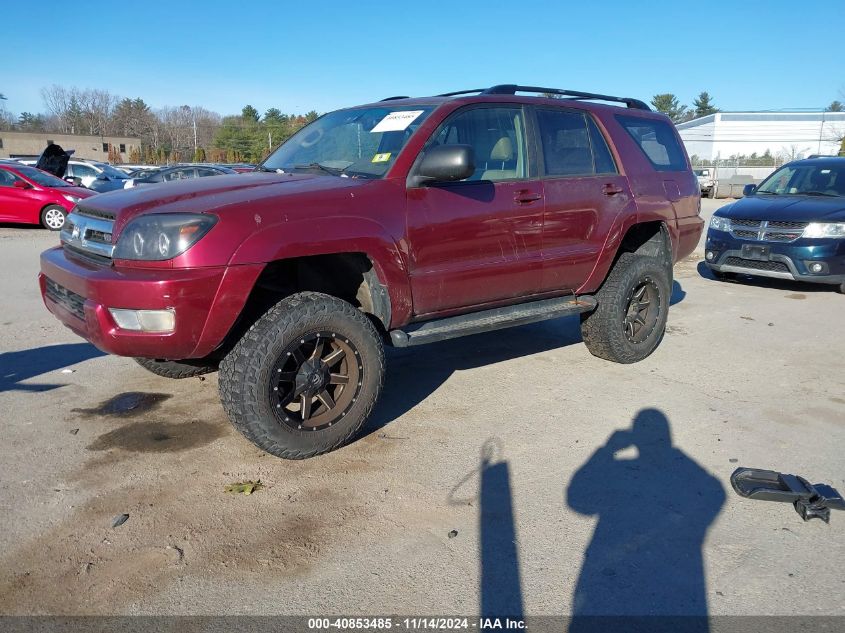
[
  {"left": 40, "top": 205, "right": 67, "bottom": 231},
  {"left": 134, "top": 357, "right": 218, "bottom": 379},
  {"left": 580, "top": 252, "right": 670, "bottom": 364},
  {"left": 218, "top": 292, "right": 385, "bottom": 459}
]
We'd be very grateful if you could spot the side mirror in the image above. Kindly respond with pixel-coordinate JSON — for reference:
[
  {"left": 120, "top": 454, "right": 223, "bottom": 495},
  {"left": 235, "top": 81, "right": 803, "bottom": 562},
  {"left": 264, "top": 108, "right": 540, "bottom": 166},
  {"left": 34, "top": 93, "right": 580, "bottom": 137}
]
[
  {"left": 742, "top": 184, "right": 756, "bottom": 197},
  {"left": 13, "top": 180, "right": 31, "bottom": 189},
  {"left": 412, "top": 144, "right": 475, "bottom": 186},
  {"left": 96, "top": 173, "right": 109, "bottom": 180}
]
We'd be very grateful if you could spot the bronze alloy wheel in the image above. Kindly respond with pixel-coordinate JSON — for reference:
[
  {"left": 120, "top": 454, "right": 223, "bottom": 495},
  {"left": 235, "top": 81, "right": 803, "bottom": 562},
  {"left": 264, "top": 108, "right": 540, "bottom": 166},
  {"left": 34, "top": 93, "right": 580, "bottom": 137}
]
[
  {"left": 623, "top": 277, "right": 661, "bottom": 344},
  {"left": 269, "top": 331, "right": 363, "bottom": 432}
]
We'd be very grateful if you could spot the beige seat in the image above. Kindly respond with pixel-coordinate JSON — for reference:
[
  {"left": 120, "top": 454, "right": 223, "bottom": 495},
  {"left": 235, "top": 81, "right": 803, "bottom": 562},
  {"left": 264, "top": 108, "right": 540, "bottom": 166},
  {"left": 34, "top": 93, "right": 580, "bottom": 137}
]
[{"left": 481, "top": 136, "right": 518, "bottom": 181}]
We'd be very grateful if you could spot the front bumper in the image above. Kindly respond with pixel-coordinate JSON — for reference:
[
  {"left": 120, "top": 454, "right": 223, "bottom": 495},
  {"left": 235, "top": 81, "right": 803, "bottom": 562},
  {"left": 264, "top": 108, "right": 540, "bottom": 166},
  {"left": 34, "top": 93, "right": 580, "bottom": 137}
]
[
  {"left": 705, "top": 229, "right": 845, "bottom": 285},
  {"left": 39, "top": 246, "right": 263, "bottom": 359}
]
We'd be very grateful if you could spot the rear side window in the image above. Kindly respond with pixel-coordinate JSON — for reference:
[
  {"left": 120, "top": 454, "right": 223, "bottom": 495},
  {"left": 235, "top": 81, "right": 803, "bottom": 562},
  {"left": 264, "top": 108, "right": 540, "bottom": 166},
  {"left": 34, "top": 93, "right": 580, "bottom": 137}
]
[
  {"left": 536, "top": 110, "right": 594, "bottom": 176},
  {"left": 616, "top": 115, "right": 687, "bottom": 172},
  {"left": 587, "top": 117, "right": 617, "bottom": 174}
]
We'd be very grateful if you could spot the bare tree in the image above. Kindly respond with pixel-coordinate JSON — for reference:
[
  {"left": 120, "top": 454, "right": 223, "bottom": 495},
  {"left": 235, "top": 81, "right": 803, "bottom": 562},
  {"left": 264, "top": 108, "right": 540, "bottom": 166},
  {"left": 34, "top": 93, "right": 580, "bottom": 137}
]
[{"left": 40, "top": 84, "right": 73, "bottom": 133}]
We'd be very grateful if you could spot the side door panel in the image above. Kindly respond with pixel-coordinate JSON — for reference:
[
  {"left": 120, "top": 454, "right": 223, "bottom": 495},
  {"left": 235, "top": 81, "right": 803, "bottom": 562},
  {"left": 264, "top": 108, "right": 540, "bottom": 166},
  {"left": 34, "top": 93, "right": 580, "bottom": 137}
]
[
  {"left": 406, "top": 105, "right": 544, "bottom": 316},
  {"left": 533, "top": 108, "right": 633, "bottom": 293},
  {"left": 0, "top": 172, "right": 38, "bottom": 222}
]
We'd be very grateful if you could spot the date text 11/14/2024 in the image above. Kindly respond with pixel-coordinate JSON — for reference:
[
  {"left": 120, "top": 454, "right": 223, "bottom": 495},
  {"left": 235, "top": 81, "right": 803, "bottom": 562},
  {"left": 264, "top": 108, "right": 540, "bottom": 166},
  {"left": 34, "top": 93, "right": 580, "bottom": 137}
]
[{"left": 307, "top": 617, "right": 526, "bottom": 630}]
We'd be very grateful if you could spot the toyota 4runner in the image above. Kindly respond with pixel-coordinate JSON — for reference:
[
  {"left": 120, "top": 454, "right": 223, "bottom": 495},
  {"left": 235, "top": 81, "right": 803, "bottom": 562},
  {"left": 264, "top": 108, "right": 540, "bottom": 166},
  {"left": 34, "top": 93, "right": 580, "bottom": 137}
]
[{"left": 40, "top": 84, "right": 702, "bottom": 459}]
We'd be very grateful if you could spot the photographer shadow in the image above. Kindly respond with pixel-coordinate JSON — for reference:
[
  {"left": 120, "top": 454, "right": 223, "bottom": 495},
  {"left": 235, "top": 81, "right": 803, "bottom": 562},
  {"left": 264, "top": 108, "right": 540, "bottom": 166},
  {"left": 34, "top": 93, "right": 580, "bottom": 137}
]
[{"left": 567, "top": 409, "right": 725, "bottom": 632}]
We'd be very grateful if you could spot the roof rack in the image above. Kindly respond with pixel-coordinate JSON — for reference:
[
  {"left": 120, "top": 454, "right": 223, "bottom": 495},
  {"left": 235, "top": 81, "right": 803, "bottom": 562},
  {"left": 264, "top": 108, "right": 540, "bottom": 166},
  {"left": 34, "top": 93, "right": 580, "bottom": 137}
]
[
  {"left": 436, "top": 85, "right": 650, "bottom": 110},
  {"left": 437, "top": 89, "right": 487, "bottom": 97}
]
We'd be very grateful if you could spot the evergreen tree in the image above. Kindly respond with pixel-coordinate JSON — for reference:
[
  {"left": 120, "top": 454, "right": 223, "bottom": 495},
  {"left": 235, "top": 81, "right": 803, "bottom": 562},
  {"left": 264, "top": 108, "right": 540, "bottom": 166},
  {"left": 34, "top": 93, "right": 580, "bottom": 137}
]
[
  {"left": 692, "top": 92, "right": 719, "bottom": 118},
  {"left": 650, "top": 94, "right": 688, "bottom": 123}
]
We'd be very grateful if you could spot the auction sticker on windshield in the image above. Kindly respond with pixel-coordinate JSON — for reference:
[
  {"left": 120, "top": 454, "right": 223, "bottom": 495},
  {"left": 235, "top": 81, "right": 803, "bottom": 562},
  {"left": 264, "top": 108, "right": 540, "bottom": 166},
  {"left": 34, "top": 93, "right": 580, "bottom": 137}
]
[{"left": 370, "top": 110, "right": 424, "bottom": 133}]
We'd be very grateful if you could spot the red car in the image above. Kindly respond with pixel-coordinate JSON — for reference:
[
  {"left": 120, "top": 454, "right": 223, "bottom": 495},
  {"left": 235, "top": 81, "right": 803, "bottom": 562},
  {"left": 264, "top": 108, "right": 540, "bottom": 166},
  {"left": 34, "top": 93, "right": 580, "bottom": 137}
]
[
  {"left": 40, "top": 84, "right": 701, "bottom": 459},
  {"left": 0, "top": 164, "right": 95, "bottom": 230}
]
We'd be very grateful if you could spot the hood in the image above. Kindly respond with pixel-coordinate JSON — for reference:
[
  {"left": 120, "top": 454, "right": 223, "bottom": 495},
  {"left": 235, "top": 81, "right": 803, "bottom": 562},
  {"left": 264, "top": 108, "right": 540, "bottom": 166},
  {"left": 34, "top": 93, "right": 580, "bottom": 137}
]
[
  {"left": 76, "top": 171, "right": 374, "bottom": 224},
  {"left": 718, "top": 194, "right": 845, "bottom": 222},
  {"left": 35, "top": 143, "right": 74, "bottom": 179}
]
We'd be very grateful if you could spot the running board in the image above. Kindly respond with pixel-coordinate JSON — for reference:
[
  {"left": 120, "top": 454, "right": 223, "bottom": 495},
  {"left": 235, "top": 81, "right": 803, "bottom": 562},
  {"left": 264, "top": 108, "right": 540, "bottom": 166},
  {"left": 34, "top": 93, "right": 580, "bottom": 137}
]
[{"left": 389, "top": 295, "right": 597, "bottom": 347}]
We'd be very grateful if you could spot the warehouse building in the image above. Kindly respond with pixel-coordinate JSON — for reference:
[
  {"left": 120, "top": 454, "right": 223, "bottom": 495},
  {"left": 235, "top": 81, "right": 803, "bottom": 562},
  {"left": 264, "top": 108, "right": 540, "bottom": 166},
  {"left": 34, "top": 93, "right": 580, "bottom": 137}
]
[
  {"left": 677, "top": 111, "right": 845, "bottom": 163},
  {"left": 0, "top": 131, "right": 141, "bottom": 161}
]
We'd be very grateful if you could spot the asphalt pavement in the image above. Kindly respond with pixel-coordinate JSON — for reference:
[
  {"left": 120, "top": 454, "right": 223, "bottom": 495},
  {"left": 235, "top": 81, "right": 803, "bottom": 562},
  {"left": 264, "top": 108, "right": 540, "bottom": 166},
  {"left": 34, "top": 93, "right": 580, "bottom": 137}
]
[{"left": 1, "top": 200, "right": 843, "bottom": 617}]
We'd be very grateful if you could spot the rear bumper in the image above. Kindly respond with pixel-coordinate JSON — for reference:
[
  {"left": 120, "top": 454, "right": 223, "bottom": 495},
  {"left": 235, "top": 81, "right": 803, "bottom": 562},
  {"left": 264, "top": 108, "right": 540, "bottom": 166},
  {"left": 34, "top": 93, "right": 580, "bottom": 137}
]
[
  {"left": 705, "top": 230, "right": 845, "bottom": 285},
  {"left": 39, "top": 246, "right": 263, "bottom": 359}
]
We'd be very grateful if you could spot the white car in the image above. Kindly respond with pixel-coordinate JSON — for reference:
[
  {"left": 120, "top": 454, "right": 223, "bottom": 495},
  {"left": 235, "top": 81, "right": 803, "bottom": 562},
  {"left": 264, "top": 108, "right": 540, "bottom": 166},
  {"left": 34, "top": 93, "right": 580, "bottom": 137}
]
[{"left": 19, "top": 158, "right": 130, "bottom": 192}]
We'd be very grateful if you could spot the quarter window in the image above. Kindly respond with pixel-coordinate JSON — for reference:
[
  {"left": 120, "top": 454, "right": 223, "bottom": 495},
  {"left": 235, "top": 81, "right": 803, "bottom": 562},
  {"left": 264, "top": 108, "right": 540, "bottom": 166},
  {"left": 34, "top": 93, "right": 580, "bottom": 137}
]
[
  {"left": 587, "top": 117, "right": 617, "bottom": 174},
  {"left": 536, "top": 110, "right": 594, "bottom": 176},
  {"left": 616, "top": 115, "right": 687, "bottom": 172},
  {"left": 427, "top": 107, "right": 528, "bottom": 182}
]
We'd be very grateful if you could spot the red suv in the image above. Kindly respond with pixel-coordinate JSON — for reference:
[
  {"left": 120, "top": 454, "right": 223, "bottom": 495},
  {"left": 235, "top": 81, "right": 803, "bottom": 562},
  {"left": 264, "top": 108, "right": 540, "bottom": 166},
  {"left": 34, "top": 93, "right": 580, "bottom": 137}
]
[{"left": 40, "top": 85, "right": 701, "bottom": 459}]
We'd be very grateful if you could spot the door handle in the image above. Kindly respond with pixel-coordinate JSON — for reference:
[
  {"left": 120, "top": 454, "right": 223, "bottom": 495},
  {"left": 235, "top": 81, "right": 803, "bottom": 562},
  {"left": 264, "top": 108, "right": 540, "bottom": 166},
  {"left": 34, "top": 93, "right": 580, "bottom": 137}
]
[
  {"left": 514, "top": 191, "right": 542, "bottom": 204},
  {"left": 602, "top": 184, "right": 624, "bottom": 196}
]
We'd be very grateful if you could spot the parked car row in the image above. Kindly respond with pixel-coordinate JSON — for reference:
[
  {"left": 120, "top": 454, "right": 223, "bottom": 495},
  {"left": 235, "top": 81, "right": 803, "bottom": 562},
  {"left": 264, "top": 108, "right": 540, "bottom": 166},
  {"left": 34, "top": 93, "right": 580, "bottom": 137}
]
[{"left": 0, "top": 149, "right": 253, "bottom": 230}]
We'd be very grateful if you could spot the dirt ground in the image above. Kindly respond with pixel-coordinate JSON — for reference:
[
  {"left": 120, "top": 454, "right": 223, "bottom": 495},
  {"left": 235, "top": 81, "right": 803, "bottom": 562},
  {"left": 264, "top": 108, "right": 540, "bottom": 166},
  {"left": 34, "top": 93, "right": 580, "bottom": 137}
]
[{"left": 1, "top": 200, "right": 843, "bottom": 616}]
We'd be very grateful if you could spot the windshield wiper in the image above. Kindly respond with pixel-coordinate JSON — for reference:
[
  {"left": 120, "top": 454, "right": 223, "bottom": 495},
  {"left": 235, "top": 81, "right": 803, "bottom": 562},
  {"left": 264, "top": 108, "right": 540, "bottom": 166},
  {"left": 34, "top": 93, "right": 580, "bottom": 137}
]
[
  {"left": 256, "top": 165, "right": 280, "bottom": 173},
  {"left": 292, "top": 162, "right": 343, "bottom": 176},
  {"left": 803, "top": 191, "right": 839, "bottom": 197},
  {"left": 756, "top": 190, "right": 778, "bottom": 195}
]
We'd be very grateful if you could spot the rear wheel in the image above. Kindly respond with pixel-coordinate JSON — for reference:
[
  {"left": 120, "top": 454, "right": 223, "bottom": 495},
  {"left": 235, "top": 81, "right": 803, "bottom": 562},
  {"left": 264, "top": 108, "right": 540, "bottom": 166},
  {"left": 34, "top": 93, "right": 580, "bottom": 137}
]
[
  {"left": 219, "top": 292, "right": 385, "bottom": 459},
  {"left": 134, "top": 357, "right": 218, "bottom": 379},
  {"left": 581, "top": 252, "right": 670, "bottom": 364},
  {"left": 838, "top": 282, "right": 845, "bottom": 295},
  {"left": 40, "top": 205, "right": 67, "bottom": 231}
]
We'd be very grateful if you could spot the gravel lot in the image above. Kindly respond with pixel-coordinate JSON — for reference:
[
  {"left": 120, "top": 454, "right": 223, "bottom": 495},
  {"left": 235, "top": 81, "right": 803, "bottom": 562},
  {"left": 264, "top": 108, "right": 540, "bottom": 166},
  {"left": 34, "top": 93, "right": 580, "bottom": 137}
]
[{"left": 1, "top": 198, "right": 843, "bottom": 617}]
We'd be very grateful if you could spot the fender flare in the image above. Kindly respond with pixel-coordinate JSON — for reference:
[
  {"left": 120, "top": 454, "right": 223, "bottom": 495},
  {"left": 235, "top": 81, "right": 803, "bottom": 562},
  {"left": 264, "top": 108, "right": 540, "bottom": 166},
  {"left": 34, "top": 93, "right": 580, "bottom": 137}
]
[{"left": 228, "top": 216, "right": 413, "bottom": 328}]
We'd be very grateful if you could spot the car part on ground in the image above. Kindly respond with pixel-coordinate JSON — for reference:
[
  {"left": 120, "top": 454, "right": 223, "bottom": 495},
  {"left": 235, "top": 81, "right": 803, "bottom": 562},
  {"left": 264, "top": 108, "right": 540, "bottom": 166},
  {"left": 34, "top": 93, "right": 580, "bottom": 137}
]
[
  {"left": 38, "top": 84, "right": 702, "bottom": 459},
  {"left": 731, "top": 467, "right": 845, "bottom": 523}
]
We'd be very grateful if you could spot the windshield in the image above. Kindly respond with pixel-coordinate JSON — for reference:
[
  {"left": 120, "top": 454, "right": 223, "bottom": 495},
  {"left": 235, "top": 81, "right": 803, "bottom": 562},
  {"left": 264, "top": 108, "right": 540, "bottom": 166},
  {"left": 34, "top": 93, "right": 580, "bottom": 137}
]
[
  {"left": 261, "top": 106, "right": 435, "bottom": 179},
  {"left": 95, "top": 163, "right": 130, "bottom": 179},
  {"left": 15, "top": 165, "right": 72, "bottom": 188},
  {"left": 756, "top": 163, "right": 845, "bottom": 196}
]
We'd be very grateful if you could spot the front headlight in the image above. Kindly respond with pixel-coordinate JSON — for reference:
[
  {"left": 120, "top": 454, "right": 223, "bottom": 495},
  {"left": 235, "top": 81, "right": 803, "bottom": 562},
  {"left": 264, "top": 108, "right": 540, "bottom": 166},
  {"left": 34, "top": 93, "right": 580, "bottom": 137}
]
[
  {"left": 802, "top": 222, "right": 845, "bottom": 239},
  {"left": 63, "top": 194, "right": 81, "bottom": 203},
  {"left": 710, "top": 216, "right": 732, "bottom": 232},
  {"left": 113, "top": 214, "right": 216, "bottom": 261}
]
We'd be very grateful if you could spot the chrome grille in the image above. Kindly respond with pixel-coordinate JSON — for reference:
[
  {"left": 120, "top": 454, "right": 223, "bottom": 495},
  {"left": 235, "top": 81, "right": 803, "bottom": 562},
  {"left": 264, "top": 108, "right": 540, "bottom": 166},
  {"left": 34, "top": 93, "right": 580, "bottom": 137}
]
[
  {"left": 61, "top": 207, "right": 115, "bottom": 261},
  {"left": 728, "top": 219, "right": 808, "bottom": 243},
  {"left": 44, "top": 278, "right": 85, "bottom": 320}
]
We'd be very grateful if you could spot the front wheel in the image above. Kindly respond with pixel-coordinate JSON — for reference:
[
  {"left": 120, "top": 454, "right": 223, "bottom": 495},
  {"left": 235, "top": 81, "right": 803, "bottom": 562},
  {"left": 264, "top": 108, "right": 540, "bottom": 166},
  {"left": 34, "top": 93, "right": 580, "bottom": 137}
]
[
  {"left": 41, "top": 205, "right": 67, "bottom": 231},
  {"left": 219, "top": 292, "right": 385, "bottom": 459},
  {"left": 580, "top": 252, "right": 670, "bottom": 364}
]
